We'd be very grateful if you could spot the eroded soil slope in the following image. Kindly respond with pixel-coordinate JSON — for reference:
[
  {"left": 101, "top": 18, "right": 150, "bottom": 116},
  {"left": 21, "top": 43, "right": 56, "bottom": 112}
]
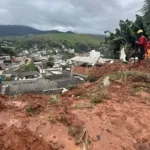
[{"left": 0, "top": 61, "right": 150, "bottom": 150}]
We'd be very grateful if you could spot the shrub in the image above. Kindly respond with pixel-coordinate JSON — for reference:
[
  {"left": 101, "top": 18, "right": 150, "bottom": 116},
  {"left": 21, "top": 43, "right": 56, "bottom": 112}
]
[
  {"left": 90, "top": 95, "right": 103, "bottom": 104},
  {"left": 49, "top": 112, "right": 57, "bottom": 124},
  {"left": 49, "top": 95, "right": 58, "bottom": 104},
  {"left": 90, "top": 92, "right": 111, "bottom": 104},
  {"left": 67, "top": 84, "right": 77, "bottom": 90},
  {"left": 85, "top": 75, "right": 97, "bottom": 82}
]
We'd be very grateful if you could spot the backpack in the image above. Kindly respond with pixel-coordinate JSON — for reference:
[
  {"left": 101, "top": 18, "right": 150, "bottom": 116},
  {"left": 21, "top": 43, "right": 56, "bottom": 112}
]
[{"left": 145, "top": 42, "right": 150, "bottom": 59}]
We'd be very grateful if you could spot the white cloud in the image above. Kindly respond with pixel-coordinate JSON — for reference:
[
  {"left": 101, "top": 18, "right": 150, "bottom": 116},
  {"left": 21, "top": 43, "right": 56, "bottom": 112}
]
[{"left": 0, "top": 0, "right": 144, "bottom": 33}]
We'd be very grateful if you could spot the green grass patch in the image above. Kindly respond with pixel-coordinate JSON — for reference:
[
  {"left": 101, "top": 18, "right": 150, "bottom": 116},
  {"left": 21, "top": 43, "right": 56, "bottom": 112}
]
[
  {"left": 110, "top": 71, "right": 150, "bottom": 82},
  {"left": 90, "top": 91, "right": 111, "bottom": 104},
  {"left": 85, "top": 75, "right": 97, "bottom": 82},
  {"left": 49, "top": 112, "right": 57, "bottom": 124},
  {"left": 74, "top": 103, "right": 94, "bottom": 109},
  {"left": 49, "top": 95, "right": 58, "bottom": 104},
  {"left": 29, "top": 33, "right": 102, "bottom": 45},
  {"left": 67, "top": 84, "right": 77, "bottom": 90},
  {"left": 131, "top": 83, "right": 150, "bottom": 94},
  {"left": 25, "top": 104, "right": 42, "bottom": 115}
]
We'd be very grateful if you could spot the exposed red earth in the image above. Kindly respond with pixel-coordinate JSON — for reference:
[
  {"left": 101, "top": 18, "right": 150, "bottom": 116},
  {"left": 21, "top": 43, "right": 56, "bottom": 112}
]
[{"left": 0, "top": 61, "right": 150, "bottom": 150}]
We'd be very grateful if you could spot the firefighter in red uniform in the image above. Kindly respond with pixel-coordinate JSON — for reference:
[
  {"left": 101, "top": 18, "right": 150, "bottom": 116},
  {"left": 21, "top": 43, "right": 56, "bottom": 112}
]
[{"left": 136, "top": 29, "right": 148, "bottom": 65}]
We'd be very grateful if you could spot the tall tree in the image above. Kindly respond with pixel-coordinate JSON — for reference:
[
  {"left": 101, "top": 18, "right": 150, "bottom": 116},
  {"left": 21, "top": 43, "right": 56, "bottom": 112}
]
[{"left": 141, "top": 0, "right": 150, "bottom": 37}]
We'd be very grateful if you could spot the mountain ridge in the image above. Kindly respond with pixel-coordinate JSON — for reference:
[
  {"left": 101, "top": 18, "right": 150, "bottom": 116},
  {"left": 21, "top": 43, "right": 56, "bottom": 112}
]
[{"left": 0, "top": 25, "right": 105, "bottom": 38}]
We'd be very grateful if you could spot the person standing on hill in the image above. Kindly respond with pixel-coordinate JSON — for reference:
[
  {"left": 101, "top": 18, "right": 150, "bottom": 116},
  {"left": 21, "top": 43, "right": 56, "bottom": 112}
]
[{"left": 136, "top": 29, "right": 148, "bottom": 65}]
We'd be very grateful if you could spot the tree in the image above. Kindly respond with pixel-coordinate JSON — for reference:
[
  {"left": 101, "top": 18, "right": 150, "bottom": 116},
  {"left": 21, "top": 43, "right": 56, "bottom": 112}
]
[
  {"left": 74, "top": 42, "right": 89, "bottom": 53},
  {"left": 47, "top": 56, "right": 54, "bottom": 68},
  {"left": 47, "top": 61, "right": 54, "bottom": 68},
  {"left": 104, "top": 19, "right": 137, "bottom": 59},
  {"left": 101, "top": 1, "right": 150, "bottom": 60},
  {"left": 141, "top": 0, "right": 150, "bottom": 38},
  {"left": 0, "top": 47, "right": 16, "bottom": 56}
]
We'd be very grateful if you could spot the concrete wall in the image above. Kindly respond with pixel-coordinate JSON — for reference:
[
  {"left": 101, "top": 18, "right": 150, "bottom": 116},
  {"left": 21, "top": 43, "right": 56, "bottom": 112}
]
[{"left": 71, "top": 65, "right": 100, "bottom": 77}]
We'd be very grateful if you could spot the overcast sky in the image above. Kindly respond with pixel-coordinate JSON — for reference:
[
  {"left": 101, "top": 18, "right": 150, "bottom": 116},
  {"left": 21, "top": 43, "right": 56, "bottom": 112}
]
[{"left": 0, "top": 0, "right": 144, "bottom": 34}]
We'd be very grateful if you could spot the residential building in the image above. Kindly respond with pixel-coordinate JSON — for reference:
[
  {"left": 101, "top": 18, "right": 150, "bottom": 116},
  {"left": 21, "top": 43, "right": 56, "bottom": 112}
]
[
  {"left": 31, "top": 54, "right": 41, "bottom": 61},
  {"left": 0, "top": 55, "right": 10, "bottom": 61},
  {"left": 90, "top": 50, "right": 100, "bottom": 58}
]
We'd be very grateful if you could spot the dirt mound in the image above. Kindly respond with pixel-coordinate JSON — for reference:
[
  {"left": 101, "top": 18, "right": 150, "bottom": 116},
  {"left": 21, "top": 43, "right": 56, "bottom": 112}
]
[
  {"left": 135, "top": 140, "right": 150, "bottom": 150},
  {"left": 0, "top": 101, "right": 7, "bottom": 111},
  {"left": 0, "top": 125, "right": 52, "bottom": 150},
  {"left": 88, "top": 60, "right": 150, "bottom": 78},
  {"left": 89, "top": 63, "right": 130, "bottom": 78}
]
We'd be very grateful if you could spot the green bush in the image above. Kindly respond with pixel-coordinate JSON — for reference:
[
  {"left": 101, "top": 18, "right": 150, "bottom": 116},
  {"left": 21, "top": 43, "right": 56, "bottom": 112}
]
[
  {"left": 67, "top": 84, "right": 77, "bottom": 90},
  {"left": 85, "top": 75, "right": 97, "bottom": 82},
  {"left": 21, "top": 62, "right": 37, "bottom": 71},
  {"left": 47, "top": 61, "right": 54, "bottom": 68},
  {"left": 49, "top": 95, "right": 58, "bottom": 104}
]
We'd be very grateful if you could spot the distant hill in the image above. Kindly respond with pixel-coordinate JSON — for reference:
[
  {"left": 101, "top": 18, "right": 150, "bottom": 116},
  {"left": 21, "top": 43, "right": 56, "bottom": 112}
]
[
  {"left": 0, "top": 25, "right": 105, "bottom": 39},
  {"left": 0, "top": 25, "right": 74, "bottom": 36}
]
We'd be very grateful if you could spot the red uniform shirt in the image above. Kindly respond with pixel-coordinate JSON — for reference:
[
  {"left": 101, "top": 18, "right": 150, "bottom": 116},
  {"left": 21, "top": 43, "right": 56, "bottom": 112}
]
[{"left": 137, "top": 35, "right": 148, "bottom": 51}]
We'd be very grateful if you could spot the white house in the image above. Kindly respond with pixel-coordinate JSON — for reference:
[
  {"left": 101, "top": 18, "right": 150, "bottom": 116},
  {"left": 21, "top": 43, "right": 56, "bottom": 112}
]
[
  {"left": 31, "top": 54, "right": 41, "bottom": 61},
  {"left": 69, "top": 49, "right": 75, "bottom": 53},
  {"left": 90, "top": 50, "right": 100, "bottom": 58},
  {"left": 0, "top": 55, "right": 10, "bottom": 61},
  {"left": 69, "top": 50, "right": 111, "bottom": 66}
]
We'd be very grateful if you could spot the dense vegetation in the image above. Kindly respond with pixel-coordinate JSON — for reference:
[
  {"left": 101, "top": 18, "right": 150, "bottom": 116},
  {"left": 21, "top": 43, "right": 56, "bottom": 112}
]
[
  {"left": 29, "top": 33, "right": 101, "bottom": 45},
  {"left": 0, "top": 47, "right": 16, "bottom": 56},
  {"left": 18, "top": 62, "right": 37, "bottom": 72},
  {"left": 101, "top": 0, "right": 150, "bottom": 59}
]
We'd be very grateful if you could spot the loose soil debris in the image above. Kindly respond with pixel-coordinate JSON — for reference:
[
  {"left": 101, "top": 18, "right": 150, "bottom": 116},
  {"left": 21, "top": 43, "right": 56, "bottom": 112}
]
[{"left": 0, "top": 61, "right": 150, "bottom": 150}]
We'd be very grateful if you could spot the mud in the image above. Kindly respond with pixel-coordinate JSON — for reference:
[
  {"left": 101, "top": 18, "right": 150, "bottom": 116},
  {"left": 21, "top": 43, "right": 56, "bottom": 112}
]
[
  {"left": 0, "top": 125, "right": 51, "bottom": 150},
  {"left": 0, "top": 61, "right": 150, "bottom": 150}
]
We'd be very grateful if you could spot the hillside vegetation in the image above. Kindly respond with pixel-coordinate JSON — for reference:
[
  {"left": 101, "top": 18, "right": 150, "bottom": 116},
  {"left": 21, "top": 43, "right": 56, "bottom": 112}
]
[
  {"left": 5, "top": 33, "right": 103, "bottom": 54},
  {"left": 28, "top": 33, "right": 102, "bottom": 45},
  {"left": 0, "top": 26, "right": 104, "bottom": 54}
]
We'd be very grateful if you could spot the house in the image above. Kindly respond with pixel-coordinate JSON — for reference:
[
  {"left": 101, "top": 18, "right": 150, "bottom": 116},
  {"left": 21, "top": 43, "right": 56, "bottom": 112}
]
[
  {"left": 90, "top": 50, "right": 100, "bottom": 58},
  {"left": 14, "top": 56, "right": 25, "bottom": 62},
  {"left": 69, "top": 50, "right": 111, "bottom": 66},
  {"left": 0, "top": 60, "right": 5, "bottom": 70},
  {"left": 40, "top": 56, "right": 48, "bottom": 61},
  {"left": 3, "top": 79, "right": 59, "bottom": 96},
  {"left": 31, "top": 54, "right": 41, "bottom": 62},
  {"left": 69, "top": 50, "right": 112, "bottom": 77},
  {"left": 41, "top": 50, "right": 47, "bottom": 55},
  {"left": 69, "top": 49, "right": 75, "bottom": 53},
  {"left": 3, "top": 71, "right": 41, "bottom": 80},
  {"left": 22, "top": 50, "right": 29, "bottom": 55},
  {"left": 13, "top": 71, "right": 41, "bottom": 80},
  {"left": 0, "top": 55, "right": 10, "bottom": 61}
]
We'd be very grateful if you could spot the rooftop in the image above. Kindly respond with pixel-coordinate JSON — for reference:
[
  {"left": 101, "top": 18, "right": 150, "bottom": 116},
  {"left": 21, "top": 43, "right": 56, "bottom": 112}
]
[
  {"left": 69, "top": 56, "right": 112, "bottom": 65},
  {"left": 3, "top": 70, "right": 39, "bottom": 77},
  {"left": 13, "top": 71, "right": 39, "bottom": 77},
  {"left": 4, "top": 79, "right": 58, "bottom": 95}
]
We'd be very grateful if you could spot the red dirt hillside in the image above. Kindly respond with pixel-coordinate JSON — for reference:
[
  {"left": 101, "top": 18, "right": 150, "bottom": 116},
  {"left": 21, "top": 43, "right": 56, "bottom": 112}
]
[{"left": 0, "top": 61, "right": 150, "bottom": 150}]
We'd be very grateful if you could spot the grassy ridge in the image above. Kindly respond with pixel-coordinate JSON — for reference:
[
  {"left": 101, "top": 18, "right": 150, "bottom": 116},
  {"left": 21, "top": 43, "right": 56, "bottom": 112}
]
[{"left": 28, "top": 33, "right": 102, "bottom": 45}]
